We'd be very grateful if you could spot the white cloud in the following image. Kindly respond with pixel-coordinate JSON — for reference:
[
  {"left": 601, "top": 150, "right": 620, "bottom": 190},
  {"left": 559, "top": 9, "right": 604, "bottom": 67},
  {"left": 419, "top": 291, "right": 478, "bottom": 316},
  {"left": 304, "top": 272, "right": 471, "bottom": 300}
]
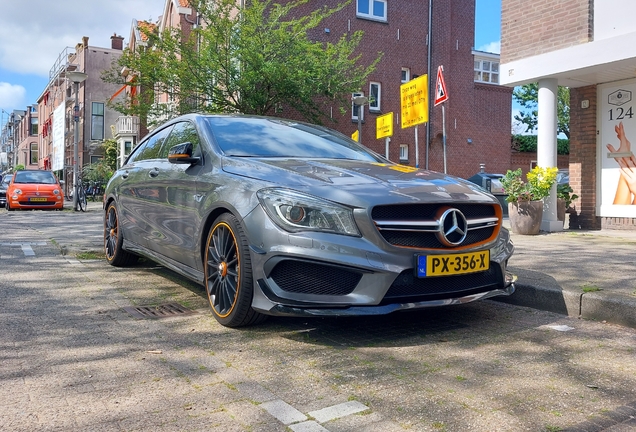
[
  {"left": 477, "top": 41, "right": 501, "bottom": 54},
  {"left": 0, "top": 83, "right": 26, "bottom": 111},
  {"left": 0, "top": 0, "right": 164, "bottom": 77}
]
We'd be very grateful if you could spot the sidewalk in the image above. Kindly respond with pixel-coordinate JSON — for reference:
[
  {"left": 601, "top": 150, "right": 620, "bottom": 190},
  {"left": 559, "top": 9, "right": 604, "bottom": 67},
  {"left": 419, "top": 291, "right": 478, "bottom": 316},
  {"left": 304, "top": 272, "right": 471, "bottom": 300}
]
[
  {"left": 17, "top": 203, "right": 636, "bottom": 330},
  {"left": 499, "top": 219, "right": 636, "bottom": 329}
]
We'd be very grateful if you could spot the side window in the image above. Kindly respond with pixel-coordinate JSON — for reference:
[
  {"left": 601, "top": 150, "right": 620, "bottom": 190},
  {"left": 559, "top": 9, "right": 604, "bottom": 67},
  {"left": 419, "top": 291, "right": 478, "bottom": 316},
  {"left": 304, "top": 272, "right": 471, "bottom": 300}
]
[
  {"left": 134, "top": 126, "right": 174, "bottom": 161},
  {"left": 159, "top": 121, "right": 201, "bottom": 158}
]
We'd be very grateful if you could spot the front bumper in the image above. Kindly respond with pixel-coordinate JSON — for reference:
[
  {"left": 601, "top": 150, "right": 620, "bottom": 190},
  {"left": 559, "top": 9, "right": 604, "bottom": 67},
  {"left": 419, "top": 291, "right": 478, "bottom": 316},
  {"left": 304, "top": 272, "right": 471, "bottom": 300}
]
[{"left": 242, "top": 205, "right": 516, "bottom": 317}]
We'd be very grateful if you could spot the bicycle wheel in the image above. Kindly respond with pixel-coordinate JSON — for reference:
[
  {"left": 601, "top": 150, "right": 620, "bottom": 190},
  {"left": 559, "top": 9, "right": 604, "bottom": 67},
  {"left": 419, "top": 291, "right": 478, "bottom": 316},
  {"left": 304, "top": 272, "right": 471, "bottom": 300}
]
[{"left": 77, "top": 187, "right": 87, "bottom": 212}]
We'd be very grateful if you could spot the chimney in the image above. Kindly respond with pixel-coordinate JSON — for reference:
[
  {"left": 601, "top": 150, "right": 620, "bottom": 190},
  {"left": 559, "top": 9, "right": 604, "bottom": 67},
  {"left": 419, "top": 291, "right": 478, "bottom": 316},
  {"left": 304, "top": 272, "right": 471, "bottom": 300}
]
[
  {"left": 111, "top": 33, "right": 124, "bottom": 50},
  {"left": 82, "top": 36, "right": 89, "bottom": 48}
]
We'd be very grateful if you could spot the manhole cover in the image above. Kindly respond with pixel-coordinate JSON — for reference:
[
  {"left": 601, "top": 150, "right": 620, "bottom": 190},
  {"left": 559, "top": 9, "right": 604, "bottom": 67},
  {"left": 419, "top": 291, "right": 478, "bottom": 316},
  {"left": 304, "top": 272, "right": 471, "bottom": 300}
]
[{"left": 123, "top": 303, "right": 195, "bottom": 319}]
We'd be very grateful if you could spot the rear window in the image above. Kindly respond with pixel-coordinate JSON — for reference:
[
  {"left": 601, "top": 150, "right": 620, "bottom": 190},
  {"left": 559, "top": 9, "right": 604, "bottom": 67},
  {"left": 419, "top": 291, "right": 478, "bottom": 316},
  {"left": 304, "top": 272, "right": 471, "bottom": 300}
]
[{"left": 204, "top": 117, "right": 383, "bottom": 162}]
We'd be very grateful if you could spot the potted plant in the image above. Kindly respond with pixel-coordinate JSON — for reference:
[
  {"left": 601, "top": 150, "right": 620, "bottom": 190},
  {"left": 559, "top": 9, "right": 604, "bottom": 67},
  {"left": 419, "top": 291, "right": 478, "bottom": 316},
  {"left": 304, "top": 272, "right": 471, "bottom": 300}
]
[
  {"left": 500, "top": 166, "right": 558, "bottom": 235},
  {"left": 556, "top": 183, "right": 578, "bottom": 222}
]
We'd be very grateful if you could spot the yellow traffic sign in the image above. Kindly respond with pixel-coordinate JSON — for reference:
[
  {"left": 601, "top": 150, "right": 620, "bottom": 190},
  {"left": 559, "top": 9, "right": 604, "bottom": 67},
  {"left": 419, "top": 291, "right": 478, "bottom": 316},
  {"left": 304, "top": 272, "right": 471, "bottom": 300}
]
[
  {"left": 351, "top": 130, "right": 359, "bottom": 141},
  {"left": 376, "top": 112, "right": 393, "bottom": 139},
  {"left": 400, "top": 74, "right": 428, "bottom": 128}
]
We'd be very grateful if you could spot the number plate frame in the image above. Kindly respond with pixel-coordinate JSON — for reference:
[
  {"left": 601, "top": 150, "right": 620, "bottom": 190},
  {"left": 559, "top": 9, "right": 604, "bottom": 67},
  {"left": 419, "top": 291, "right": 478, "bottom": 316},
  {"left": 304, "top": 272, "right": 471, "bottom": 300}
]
[
  {"left": 29, "top": 197, "right": 47, "bottom": 202},
  {"left": 416, "top": 250, "right": 490, "bottom": 277}
]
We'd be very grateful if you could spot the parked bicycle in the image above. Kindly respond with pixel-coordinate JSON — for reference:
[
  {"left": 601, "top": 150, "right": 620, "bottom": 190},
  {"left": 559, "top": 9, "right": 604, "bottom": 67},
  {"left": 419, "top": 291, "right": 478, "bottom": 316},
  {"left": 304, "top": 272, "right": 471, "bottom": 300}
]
[
  {"left": 86, "top": 181, "right": 104, "bottom": 202},
  {"left": 73, "top": 176, "right": 87, "bottom": 212}
]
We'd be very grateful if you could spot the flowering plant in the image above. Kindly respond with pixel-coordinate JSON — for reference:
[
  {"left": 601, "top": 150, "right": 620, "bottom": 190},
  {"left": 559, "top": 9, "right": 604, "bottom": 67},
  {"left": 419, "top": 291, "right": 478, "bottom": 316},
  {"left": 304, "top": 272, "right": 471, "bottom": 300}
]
[{"left": 501, "top": 166, "right": 558, "bottom": 203}]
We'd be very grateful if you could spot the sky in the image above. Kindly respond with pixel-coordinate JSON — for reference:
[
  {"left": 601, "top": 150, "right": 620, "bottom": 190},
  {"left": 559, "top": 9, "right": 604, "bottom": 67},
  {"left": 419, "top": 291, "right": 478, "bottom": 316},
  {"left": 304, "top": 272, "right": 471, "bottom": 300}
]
[{"left": 0, "top": 0, "right": 503, "bottom": 123}]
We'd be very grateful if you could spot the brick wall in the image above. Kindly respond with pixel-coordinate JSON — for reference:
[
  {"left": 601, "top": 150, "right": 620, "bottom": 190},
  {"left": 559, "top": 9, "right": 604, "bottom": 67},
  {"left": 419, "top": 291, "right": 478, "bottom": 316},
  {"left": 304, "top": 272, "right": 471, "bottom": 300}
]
[
  {"left": 501, "top": 0, "right": 592, "bottom": 64},
  {"left": 510, "top": 152, "right": 569, "bottom": 177},
  {"left": 569, "top": 85, "right": 601, "bottom": 229},
  {"left": 287, "top": 0, "right": 512, "bottom": 180}
]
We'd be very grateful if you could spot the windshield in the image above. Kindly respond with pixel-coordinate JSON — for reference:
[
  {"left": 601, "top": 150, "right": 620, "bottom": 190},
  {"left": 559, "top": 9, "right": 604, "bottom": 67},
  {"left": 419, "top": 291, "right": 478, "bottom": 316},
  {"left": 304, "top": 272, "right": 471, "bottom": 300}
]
[
  {"left": 13, "top": 171, "right": 57, "bottom": 185},
  {"left": 204, "top": 117, "right": 384, "bottom": 162}
]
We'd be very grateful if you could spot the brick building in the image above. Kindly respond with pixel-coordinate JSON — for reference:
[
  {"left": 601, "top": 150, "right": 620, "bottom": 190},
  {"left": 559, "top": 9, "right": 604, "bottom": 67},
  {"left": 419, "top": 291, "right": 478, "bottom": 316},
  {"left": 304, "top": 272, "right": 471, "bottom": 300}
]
[
  {"left": 501, "top": 0, "right": 636, "bottom": 230},
  {"left": 288, "top": 0, "right": 513, "bottom": 179},
  {"left": 124, "top": 0, "right": 512, "bottom": 180}
]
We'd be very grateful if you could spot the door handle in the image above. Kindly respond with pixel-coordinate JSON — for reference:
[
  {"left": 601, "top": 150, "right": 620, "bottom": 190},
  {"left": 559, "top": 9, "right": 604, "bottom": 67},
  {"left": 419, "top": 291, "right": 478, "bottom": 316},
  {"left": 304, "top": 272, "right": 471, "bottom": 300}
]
[
  {"left": 149, "top": 168, "right": 159, "bottom": 178},
  {"left": 121, "top": 170, "right": 129, "bottom": 179}
]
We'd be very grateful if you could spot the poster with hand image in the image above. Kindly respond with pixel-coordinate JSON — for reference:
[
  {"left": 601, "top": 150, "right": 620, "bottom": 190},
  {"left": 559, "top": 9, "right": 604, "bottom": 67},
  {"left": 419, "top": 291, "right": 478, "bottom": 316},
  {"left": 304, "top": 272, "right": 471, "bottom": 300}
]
[{"left": 599, "top": 79, "right": 636, "bottom": 215}]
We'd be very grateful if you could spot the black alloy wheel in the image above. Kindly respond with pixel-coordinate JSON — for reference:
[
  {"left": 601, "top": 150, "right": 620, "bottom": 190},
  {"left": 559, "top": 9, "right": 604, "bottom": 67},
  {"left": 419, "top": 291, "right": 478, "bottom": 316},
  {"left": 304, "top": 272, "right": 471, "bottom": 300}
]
[
  {"left": 204, "top": 213, "right": 265, "bottom": 327},
  {"left": 104, "top": 202, "right": 138, "bottom": 266}
]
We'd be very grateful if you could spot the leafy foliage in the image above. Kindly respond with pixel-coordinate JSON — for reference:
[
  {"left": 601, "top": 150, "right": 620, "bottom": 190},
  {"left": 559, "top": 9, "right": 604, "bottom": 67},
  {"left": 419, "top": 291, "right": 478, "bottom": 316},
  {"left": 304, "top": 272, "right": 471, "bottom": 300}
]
[
  {"left": 557, "top": 183, "right": 579, "bottom": 208},
  {"left": 103, "top": 0, "right": 382, "bottom": 127},
  {"left": 513, "top": 83, "right": 570, "bottom": 138},
  {"left": 501, "top": 167, "right": 558, "bottom": 203},
  {"left": 511, "top": 134, "right": 570, "bottom": 155},
  {"left": 13, "top": 164, "right": 25, "bottom": 172}
]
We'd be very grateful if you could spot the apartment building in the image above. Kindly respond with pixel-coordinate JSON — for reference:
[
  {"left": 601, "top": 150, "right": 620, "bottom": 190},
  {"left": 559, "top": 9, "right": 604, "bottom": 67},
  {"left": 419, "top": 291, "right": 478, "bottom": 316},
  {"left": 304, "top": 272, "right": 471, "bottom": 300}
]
[
  {"left": 37, "top": 35, "right": 127, "bottom": 195},
  {"left": 501, "top": 0, "right": 636, "bottom": 230}
]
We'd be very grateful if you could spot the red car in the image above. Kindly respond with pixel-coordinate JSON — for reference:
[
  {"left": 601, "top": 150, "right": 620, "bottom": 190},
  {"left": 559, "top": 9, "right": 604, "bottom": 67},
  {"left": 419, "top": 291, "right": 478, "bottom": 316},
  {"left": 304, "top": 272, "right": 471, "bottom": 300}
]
[{"left": 6, "top": 170, "right": 64, "bottom": 211}]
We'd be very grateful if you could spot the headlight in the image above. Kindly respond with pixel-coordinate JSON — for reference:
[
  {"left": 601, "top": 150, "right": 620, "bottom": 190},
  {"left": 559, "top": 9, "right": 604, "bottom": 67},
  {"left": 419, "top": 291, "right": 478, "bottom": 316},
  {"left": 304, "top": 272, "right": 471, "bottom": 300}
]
[
  {"left": 13, "top": 189, "right": 22, "bottom": 195},
  {"left": 53, "top": 189, "right": 60, "bottom": 195},
  {"left": 257, "top": 188, "right": 360, "bottom": 236}
]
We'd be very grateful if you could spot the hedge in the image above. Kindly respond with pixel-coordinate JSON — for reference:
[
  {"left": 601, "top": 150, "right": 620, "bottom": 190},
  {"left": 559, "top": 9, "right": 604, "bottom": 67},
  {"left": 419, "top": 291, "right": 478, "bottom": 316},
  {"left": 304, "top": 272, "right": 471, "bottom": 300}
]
[{"left": 511, "top": 135, "right": 569, "bottom": 155}]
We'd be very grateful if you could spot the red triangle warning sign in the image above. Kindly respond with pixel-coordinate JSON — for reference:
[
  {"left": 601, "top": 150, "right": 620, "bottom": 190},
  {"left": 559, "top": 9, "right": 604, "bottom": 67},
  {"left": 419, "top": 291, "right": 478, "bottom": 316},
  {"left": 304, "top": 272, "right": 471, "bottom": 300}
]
[{"left": 434, "top": 66, "right": 448, "bottom": 106}]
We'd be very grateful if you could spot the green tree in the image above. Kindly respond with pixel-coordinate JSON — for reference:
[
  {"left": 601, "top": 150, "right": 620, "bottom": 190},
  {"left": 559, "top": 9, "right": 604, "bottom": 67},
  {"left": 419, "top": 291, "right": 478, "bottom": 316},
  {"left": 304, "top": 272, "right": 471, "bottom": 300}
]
[
  {"left": 513, "top": 83, "right": 570, "bottom": 138},
  {"left": 103, "top": 0, "right": 382, "bottom": 126}
]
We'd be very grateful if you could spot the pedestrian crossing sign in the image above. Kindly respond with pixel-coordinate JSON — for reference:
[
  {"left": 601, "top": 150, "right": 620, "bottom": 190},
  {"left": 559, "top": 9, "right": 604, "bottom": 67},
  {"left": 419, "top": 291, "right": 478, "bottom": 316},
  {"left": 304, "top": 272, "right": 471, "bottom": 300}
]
[{"left": 434, "top": 66, "right": 448, "bottom": 106}]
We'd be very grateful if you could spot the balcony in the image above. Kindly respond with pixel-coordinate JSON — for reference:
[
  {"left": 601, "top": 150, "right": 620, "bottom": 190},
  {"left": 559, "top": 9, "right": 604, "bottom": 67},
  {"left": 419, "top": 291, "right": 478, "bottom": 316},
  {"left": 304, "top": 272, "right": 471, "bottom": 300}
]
[{"left": 115, "top": 116, "right": 139, "bottom": 136}]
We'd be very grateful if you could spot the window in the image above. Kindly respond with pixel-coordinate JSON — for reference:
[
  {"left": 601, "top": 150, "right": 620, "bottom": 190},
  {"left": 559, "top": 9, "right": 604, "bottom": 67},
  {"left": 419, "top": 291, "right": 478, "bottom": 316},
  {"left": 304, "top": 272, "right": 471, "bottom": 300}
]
[
  {"left": 128, "top": 125, "right": 173, "bottom": 163},
  {"left": 399, "top": 144, "right": 408, "bottom": 161},
  {"left": 474, "top": 58, "right": 499, "bottom": 84},
  {"left": 30, "top": 142, "right": 38, "bottom": 165},
  {"left": 357, "top": 0, "right": 387, "bottom": 21},
  {"left": 124, "top": 140, "right": 133, "bottom": 157},
  {"left": 401, "top": 67, "right": 410, "bottom": 83},
  {"left": 30, "top": 117, "right": 38, "bottom": 135},
  {"left": 160, "top": 122, "right": 201, "bottom": 158},
  {"left": 369, "top": 82, "right": 381, "bottom": 112},
  {"left": 91, "top": 155, "right": 103, "bottom": 164},
  {"left": 352, "top": 92, "right": 365, "bottom": 122},
  {"left": 91, "top": 102, "right": 105, "bottom": 140}
]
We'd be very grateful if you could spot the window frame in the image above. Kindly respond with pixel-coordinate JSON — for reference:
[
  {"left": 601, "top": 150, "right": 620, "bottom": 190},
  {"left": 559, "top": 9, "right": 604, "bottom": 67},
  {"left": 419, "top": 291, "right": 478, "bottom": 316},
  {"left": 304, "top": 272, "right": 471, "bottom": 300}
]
[
  {"left": 29, "top": 142, "right": 38, "bottom": 165},
  {"left": 91, "top": 102, "right": 105, "bottom": 141},
  {"left": 401, "top": 67, "right": 410, "bottom": 83},
  {"left": 356, "top": 0, "right": 387, "bottom": 22},
  {"left": 473, "top": 57, "right": 500, "bottom": 84},
  {"left": 399, "top": 144, "right": 408, "bottom": 162},
  {"left": 369, "top": 82, "right": 381, "bottom": 112},
  {"left": 351, "top": 92, "right": 365, "bottom": 122}
]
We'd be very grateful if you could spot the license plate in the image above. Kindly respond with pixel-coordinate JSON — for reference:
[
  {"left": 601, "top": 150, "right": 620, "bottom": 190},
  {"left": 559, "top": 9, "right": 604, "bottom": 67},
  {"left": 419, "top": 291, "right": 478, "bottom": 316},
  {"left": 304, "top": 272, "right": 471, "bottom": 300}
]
[
  {"left": 417, "top": 251, "right": 490, "bottom": 277},
  {"left": 29, "top": 197, "right": 47, "bottom": 202}
]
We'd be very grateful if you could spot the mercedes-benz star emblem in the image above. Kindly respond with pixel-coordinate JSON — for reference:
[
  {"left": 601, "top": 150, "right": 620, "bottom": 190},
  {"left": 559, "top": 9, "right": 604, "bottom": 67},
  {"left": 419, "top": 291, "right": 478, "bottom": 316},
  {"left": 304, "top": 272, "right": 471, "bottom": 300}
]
[{"left": 437, "top": 208, "right": 468, "bottom": 246}]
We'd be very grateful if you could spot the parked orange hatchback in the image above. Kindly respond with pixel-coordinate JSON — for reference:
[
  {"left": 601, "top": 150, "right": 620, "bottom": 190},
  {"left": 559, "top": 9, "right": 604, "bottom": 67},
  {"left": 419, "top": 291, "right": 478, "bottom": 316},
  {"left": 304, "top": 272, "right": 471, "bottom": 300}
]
[{"left": 6, "top": 170, "right": 64, "bottom": 211}]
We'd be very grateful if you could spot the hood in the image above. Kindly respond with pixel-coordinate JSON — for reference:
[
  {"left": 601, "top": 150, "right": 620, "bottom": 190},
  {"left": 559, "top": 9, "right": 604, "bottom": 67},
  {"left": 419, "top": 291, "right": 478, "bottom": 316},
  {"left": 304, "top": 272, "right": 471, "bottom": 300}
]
[{"left": 221, "top": 158, "right": 498, "bottom": 207}]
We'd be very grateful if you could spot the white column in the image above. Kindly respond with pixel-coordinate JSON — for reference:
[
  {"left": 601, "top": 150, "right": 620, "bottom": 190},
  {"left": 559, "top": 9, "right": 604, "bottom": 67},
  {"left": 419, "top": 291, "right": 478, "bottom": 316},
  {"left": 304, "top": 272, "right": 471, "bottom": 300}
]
[{"left": 537, "top": 78, "right": 562, "bottom": 232}]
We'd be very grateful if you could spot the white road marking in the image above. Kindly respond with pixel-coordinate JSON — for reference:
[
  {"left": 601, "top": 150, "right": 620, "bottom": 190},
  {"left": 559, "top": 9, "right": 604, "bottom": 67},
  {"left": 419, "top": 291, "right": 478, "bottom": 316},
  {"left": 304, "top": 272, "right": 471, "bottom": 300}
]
[
  {"left": 0, "top": 242, "right": 48, "bottom": 257},
  {"left": 308, "top": 401, "right": 369, "bottom": 423}
]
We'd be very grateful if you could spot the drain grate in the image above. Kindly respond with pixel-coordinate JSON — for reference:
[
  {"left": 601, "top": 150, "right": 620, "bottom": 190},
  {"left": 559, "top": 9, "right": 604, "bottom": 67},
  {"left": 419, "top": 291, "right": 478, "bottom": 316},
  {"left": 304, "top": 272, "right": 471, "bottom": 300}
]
[{"left": 123, "top": 303, "right": 195, "bottom": 319}]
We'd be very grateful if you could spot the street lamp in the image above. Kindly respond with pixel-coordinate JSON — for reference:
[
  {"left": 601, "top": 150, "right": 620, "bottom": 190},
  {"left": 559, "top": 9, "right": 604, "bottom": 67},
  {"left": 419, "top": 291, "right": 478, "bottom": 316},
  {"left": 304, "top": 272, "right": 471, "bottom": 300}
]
[
  {"left": 67, "top": 71, "right": 88, "bottom": 211},
  {"left": 353, "top": 95, "right": 368, "bottom": 143}
]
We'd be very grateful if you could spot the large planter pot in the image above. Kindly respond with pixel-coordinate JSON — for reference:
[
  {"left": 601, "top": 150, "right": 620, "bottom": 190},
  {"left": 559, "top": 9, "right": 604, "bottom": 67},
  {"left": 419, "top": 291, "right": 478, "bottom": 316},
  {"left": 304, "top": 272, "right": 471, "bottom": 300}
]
[{"left": 508, "top": 200, "right": 543, "bottom": 235}]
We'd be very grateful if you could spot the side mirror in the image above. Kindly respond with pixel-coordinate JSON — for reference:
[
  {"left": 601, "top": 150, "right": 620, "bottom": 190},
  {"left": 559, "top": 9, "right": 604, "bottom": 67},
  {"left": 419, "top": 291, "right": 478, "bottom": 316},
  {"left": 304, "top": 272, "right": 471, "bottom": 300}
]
[{"left": 168, "top": 142, "right": 200, "bottom": 165}]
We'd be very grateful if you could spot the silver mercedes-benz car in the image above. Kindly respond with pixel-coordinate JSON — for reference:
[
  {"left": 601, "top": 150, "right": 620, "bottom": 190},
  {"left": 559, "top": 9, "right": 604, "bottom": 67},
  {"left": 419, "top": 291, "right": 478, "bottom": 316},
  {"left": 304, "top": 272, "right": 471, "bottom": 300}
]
[{"left": 104, "top": 114, "right": 516, "bottom": 327}]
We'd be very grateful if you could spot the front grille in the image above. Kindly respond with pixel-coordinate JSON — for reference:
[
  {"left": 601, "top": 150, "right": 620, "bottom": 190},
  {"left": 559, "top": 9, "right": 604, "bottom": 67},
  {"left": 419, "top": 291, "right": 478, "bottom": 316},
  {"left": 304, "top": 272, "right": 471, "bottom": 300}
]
[
  {"left": 372, "top": 203, "right": 499, "bottom": 250},
  {"left": 382, "top": 267, "right": 502, "bottom": 303},
  {"left": 269, "top": 260, "right": 362, "bottom": 296},
  {"left": 17, "top": 201, "right": 57, "bottom": 206}
]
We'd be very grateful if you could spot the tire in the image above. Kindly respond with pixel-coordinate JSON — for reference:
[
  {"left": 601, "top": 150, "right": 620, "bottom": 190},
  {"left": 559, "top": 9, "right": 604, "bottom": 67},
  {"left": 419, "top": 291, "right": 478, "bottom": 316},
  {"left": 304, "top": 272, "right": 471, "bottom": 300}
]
[
  {"left": 77, "top": 188, "right": 87, "bottom": 212},
  {"left": 6, "top": 200, "right": 14, "bottom": 212},
  {"left": 204, "top": 213, "right": 266, "bottom": 327},
  {"left": 104, "top": 202, "right": 138, "bottom": 267}
]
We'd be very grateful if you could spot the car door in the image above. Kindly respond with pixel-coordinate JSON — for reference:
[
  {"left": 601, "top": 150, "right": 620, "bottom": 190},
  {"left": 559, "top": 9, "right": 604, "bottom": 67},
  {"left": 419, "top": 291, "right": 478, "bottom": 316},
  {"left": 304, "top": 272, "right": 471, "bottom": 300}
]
[
  {"left": 139, "top": 121, "right": 204, "bottom": 269},
  {"left": 116, "top": 125, "right": 173, "bottom": 248}
]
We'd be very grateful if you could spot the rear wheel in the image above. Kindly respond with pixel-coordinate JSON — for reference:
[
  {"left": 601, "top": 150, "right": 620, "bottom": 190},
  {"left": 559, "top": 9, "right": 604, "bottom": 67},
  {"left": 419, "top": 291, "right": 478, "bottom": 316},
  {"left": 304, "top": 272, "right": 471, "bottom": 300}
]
[
  {"left": 77, "top": 188, "right": 87, "bottom": 212},
  {"left": 104, "top": 202, "right": 138, "bottom": 266},
  {"left": 204, "top": 213, "right": 266, "bottom": 327}
]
